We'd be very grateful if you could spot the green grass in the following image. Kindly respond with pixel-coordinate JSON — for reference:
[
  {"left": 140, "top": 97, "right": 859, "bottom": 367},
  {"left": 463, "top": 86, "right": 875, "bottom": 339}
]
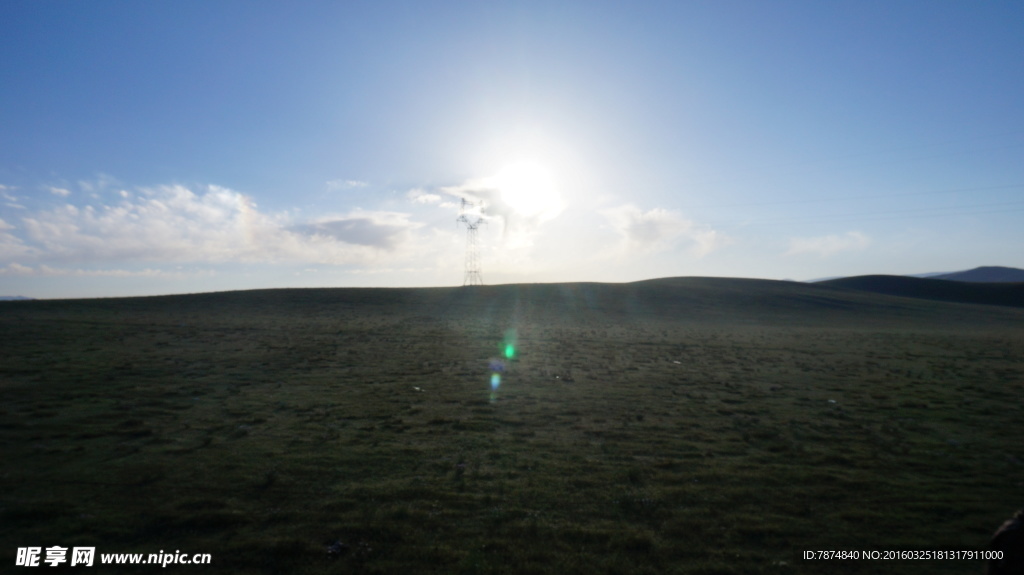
[{"left": 2, "top": 280, "right": 1022, "bottom": 573}]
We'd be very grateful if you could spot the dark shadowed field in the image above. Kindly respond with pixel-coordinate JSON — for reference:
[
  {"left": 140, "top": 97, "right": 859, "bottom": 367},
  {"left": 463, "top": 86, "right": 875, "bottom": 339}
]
[{"left": 2, "top": 278, "right": 1023, "bottom": 574}]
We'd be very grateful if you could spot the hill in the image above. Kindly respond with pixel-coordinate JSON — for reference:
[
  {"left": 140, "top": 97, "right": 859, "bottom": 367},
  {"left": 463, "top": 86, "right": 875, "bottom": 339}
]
[
  {"left": 816, "top": 274, "right": 1024, "bottom": 309},
  {"left": 6, "top": 276, "right": 1024, "bottom": 329},
  {"left": 2, "top": 278, "right": 1022, "bottom": 574},
  {"left": 930, "top": 265, "right": 1024, "bottom": 283}
]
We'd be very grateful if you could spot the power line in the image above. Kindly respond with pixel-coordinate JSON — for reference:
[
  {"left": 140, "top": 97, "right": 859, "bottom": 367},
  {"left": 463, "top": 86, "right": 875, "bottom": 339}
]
[
  {"left": 681, "top": 183, "right": 1024, "bottom": 210},
  {"left": 680, "top": 129, "right": 1024, "bottom": 191},
  {"left": 708, "top": 201, "right": 1024, "bottom": 228}
]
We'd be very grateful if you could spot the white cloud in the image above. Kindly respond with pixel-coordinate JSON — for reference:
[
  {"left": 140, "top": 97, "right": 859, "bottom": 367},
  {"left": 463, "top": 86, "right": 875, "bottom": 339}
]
[
  {"left": 14, "top": 184, "right": 427, "bottom": 266},
  {"left": 786, "top": 231, "right": 870, "bottom": 257},
  {"left": 289, "top": 209, "right": 423, "bottom": 250},
  {"left": 0, "top": 263, "right": 162, "bottom": 277},
  {"left": 601, "top": 204, "right": 730, "bottom": 256},
  {"left": 0, "top": 218, "right": 36, "bottom": 259},
  {"left": 407, "top": 188, "right": 442, "bottom": 204},
  {"left": 326, "top": 179, "right": 369, "bottom": 191},
  {"left": 77, "top": 173, "right": 118, "bottom": 193},
  {"left": 0, "top": 262, "right": 215, "bottom": 278},
  {"left": 48, "top": 187, "right": 71, "bottom": 197},
  {"left": 3, "top": 188, "right": 26, "bottom": 209},
  {"left": 0, "top": 262, "right": 35, "bottom": 275}
]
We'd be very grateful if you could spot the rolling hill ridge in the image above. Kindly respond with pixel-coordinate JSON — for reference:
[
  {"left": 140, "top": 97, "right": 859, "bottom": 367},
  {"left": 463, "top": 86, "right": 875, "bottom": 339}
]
[
  {"left": 817, "top": 274, "right": 1024, "bottom": 309},
  {"left": 4, "top": 276, "right": 1023, "bottom": 329},
  {"left": 929, "top": 265, "right": 1024, "bottom": 283}
]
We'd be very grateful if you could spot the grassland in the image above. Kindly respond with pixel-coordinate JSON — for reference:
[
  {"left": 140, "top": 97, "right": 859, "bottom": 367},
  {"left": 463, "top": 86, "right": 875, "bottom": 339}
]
[{"left": 2, "top": 278, "right": 1023, "bottom": 574}]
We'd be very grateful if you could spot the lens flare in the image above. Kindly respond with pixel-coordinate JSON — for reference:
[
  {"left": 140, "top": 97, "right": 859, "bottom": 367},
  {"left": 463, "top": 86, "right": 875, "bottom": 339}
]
[
  {"left": 502, "top": 328, "right": 518, "bottom": 359},
  {"left": 490, "top": 328, "right": 518, "bottom": 403}
]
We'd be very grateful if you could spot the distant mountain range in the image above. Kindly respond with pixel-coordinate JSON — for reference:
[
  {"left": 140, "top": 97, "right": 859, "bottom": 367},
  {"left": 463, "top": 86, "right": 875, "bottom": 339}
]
[
  {"left": 817, "top": 271, "right": 1024, "bottom": 309},
  {"left": 0, "top": 296, "right": 34, "bottom": 301},
  {"left": 925, "top": 266, "right": 1024, "bottom": 282},
  {"left": 811, "top": 266, "right": 1024, "bottom": 284}
]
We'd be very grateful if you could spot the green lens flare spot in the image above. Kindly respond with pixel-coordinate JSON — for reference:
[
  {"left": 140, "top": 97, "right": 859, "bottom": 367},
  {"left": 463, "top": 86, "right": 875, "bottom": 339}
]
[{"left": 504, "top": 344, "right": 515, "bottom": 359}]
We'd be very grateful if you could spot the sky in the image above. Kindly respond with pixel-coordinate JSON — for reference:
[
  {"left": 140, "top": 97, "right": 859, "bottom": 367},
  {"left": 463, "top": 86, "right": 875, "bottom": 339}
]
[{"left": 1, "top": 1, "right": 1023, "bottom": 299}]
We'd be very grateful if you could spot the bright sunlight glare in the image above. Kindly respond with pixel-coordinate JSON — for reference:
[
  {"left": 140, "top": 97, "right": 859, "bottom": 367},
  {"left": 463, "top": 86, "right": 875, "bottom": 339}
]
[{"left": 496, "top": 160, "right": 558, "bottom": 217}]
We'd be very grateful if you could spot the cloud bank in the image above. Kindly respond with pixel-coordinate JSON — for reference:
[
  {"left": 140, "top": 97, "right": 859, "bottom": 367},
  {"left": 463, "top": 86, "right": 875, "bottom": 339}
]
[
  {"left": 3, "top": 185, "right": 427, "bottom": 270},
  {"left": 0, "top": 262, "right": 197, "bottom": 278},
  {"left": 601, "top": 204, "right": 729, "bottom": 256}
]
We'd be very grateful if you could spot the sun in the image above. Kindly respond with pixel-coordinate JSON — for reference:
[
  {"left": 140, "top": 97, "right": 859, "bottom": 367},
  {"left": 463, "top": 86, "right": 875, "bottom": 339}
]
[{"left": 495, "top": 160, "right": 557, "bottom": 217}]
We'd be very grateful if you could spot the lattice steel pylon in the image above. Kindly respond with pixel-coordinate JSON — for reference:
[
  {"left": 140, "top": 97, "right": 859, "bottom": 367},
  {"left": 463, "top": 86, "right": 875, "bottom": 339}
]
[{"left": 456, "top": 198, "right": 485, "bottom": 286}]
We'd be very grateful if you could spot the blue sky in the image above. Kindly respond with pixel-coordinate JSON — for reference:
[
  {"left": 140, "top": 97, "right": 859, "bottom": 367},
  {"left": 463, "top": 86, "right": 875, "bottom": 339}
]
[{"left": 2, "top": 1, "right": 1022, "bottom": 298}]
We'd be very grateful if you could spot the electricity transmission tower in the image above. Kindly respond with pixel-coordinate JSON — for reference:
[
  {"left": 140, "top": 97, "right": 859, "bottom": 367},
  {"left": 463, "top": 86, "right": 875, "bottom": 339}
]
[{"left": 456, "top": 198, "right": 485, "bottom": 286}]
